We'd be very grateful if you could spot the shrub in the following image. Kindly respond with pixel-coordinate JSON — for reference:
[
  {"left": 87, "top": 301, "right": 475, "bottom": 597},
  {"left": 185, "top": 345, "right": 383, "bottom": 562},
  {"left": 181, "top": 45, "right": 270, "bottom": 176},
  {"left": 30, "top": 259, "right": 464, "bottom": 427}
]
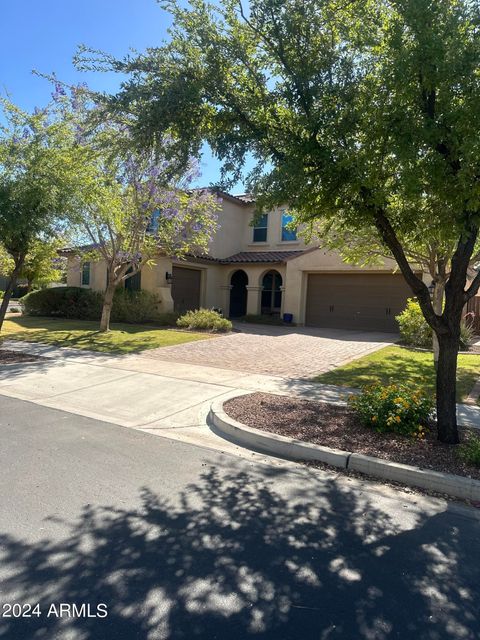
[
  {"left": 22, "top": 286, "right": 175, "bottom": 325},
  {"left": 457, "top": 433, "right": 480, "bottom": 467},
  {"left": 177, "top": 308, "right": 232, "bottom": 332},
  {"left": 460, "top": 321, "right": 474, "bottom": 350},
  {"left": 396, "top": 299, "right": 431, "bottom": 348},
  {"left": 396, "top": 298, "right": 473, "bottom": 350},
  {"left": 22, "top": 287, "right": 103, "bottom": 320},
  {"left": 110, "top": 289, "right": 163, "bottom": 324},
  {"left": 349, "top": 384, "right": 434, "bottom": 439}
]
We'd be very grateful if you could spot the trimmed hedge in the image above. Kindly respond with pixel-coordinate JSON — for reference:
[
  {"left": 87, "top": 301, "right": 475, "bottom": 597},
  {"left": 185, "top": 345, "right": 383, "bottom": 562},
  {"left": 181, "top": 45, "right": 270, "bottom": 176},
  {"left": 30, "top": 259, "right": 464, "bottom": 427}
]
[
  {"left": 22, "top": 286, "right": 177, "bottom": 325},
  {"left": 22, "top": 287, "right": 103, "bottom": 320}
]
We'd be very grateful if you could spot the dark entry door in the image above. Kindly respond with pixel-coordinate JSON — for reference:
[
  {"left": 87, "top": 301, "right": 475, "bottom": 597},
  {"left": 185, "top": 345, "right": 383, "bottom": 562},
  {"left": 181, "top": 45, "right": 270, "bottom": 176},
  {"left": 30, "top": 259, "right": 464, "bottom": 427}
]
[{"left": 229, "top": 270, "right": 248, "bottom": 317}]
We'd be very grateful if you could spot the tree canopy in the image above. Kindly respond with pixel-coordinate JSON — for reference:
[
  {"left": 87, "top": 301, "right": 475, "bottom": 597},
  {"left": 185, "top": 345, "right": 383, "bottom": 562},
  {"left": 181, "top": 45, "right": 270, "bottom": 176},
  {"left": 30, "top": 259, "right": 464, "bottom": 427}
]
[
  {"left": 53, "top": 87, "right": 220, "bottom": 331},
  {"left": 0, "top": 98, "right": 87, "bottom": 328}
]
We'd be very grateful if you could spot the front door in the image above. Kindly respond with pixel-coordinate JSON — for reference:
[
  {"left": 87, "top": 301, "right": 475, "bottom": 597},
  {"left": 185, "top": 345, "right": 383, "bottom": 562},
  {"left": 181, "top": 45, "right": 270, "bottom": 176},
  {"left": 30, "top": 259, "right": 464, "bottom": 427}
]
[{"left": 229, "top": 270, "right": 248, "bottom": 317}]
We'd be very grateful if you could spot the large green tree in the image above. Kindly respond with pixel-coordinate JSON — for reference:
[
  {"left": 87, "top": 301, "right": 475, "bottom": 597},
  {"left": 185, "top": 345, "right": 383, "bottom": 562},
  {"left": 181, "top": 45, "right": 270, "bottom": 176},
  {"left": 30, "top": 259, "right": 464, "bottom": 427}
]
[
  {"left": 0, "top": 99, "right": 82, "bottom": 330},
  {"left": 80, "top": 0, "right": 480, "bottom": 443},
  {"left": 0, "top": 238, "right": 66, "bottom": 292}
]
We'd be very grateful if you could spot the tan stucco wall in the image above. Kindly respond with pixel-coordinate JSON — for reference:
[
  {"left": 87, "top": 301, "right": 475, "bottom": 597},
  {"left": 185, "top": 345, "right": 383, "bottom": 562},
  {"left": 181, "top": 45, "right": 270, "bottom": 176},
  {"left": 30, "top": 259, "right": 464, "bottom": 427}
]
[
  {"left": 66, "top": 257, "right": 106, "bottom": 292},
  {"left": 208, "top": 200, "right": 253, "bottom": 258},
  {"left": 207, "top": 200, "right": 316, "bottom": 258}
]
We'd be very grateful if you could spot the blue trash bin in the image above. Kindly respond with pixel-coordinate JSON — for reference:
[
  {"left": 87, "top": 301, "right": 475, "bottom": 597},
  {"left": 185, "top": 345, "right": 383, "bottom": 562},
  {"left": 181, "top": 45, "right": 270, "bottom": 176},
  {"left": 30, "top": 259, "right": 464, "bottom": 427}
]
[{"left": 283, "top": 313, "right": 293, "bottom": 324}]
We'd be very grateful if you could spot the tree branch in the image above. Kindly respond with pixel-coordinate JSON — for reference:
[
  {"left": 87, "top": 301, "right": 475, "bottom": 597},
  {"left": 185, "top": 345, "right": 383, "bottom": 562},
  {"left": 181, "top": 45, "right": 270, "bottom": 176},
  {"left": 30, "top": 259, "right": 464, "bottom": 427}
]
[
  {"left": 465, "top": 269, "right": 480, "bottom": 302},
  {"left": 369, "top": 201, "right": 444, "bottom": 332}
]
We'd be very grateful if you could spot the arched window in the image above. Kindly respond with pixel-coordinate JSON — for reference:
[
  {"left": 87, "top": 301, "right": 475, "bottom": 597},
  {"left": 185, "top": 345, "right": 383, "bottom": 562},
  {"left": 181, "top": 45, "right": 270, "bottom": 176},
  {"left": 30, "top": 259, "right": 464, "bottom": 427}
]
[{"left": 261, "top": 270, "right": 282, "bottom": 315}]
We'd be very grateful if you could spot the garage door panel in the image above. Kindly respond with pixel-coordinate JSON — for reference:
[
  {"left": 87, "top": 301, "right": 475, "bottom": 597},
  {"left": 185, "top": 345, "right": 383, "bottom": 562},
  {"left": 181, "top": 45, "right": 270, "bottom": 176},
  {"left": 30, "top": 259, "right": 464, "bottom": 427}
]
[
  {"left": 172, "top": 267, "right": 201, "bottom": 314},
  {"left": 305, "top": 274, "right": 410, "bottom": 332}
]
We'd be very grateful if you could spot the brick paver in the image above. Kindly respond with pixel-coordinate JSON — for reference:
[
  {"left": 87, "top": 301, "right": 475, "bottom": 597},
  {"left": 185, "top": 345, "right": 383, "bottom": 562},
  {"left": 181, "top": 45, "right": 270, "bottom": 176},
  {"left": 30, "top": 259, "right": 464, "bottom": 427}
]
[{"left": 141, "top": 323, "right": 397, "bottom": 378}]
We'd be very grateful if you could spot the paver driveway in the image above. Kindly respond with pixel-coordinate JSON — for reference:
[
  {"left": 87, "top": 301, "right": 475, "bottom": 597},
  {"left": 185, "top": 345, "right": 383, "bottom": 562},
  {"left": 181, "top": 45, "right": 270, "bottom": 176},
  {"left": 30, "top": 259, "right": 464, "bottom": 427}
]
[{"left": 141, "top": 323, "right": 397, "bottom": 378}]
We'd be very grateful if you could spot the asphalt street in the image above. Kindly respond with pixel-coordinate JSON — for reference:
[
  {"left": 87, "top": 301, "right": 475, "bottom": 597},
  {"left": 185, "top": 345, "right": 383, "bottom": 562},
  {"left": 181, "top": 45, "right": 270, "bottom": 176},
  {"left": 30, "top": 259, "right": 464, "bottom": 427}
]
[{"left": 0, "top": 394, "right": 479, "bottom": 640}]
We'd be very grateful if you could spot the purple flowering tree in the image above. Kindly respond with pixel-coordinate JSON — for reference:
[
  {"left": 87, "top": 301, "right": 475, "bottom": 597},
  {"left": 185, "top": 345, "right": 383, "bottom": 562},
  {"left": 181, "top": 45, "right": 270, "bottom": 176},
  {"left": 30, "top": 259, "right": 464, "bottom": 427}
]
[{"left": 62, "top": 88, "right": 220, "bottom": 331}]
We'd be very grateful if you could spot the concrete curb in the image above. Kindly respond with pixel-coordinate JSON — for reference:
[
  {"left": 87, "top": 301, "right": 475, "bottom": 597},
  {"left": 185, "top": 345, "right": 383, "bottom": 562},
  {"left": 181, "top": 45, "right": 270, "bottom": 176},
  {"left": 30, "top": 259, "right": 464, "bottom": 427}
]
[
  {"left": 348, "top": 453, "right": 480, "bottom": 502},
  {"left": 209, "top": 399, "right": 350, "bottom": 469},
  {"left": 209, "top": 397, "right": 480, "bottom": 502}
]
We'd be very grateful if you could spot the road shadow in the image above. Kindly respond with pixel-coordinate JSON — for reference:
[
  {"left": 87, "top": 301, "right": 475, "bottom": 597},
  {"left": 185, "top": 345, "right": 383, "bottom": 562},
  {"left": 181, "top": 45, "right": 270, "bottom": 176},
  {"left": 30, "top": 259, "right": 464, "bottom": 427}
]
[{"left": 0, "top": 465, "right": 478, "bottom": 640}]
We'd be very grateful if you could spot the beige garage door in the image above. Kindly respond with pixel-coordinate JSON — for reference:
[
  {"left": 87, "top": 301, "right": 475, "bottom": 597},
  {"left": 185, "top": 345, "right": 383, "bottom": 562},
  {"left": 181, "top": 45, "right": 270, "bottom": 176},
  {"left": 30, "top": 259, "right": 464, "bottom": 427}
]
[
  {"left": 305, "top": 273, "right": 411, "bottom": 332},
  {"left": 172, "top": 266, "right": 201, "bottom": 314}
]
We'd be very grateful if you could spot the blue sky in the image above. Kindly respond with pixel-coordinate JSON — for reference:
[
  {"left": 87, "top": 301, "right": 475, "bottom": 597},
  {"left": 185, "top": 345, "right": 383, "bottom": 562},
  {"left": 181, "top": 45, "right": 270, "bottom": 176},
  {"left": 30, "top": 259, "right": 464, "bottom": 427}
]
[{"left": 0, "top": 0, "right": 245, "bottom": 189}]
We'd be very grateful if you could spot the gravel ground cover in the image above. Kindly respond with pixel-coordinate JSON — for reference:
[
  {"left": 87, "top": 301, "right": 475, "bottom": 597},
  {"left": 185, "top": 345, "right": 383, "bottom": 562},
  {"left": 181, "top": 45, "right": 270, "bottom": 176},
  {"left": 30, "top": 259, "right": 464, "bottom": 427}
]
[{"left": 224, "top": 392, "right": 480, "bottom": 481}]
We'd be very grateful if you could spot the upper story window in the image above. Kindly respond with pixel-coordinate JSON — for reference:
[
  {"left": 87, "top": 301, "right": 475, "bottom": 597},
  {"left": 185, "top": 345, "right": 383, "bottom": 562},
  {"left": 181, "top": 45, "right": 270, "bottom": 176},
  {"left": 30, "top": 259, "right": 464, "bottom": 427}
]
[
  {"left": 281, "top": 211, "right": 297, "bottom": 242},
  {"left": 81, "top": 261, "right": 91, "bottom": 286},
  {"left": 253, "top": 213, "right": 268, "bottom": 242}
]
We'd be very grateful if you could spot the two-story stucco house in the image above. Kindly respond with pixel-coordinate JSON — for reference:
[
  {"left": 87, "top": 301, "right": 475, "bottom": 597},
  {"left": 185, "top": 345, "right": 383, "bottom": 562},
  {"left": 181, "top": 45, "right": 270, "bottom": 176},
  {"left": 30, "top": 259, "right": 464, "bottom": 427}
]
[{"left": 66, "top": 191, "right": 416, "bottom": 332}]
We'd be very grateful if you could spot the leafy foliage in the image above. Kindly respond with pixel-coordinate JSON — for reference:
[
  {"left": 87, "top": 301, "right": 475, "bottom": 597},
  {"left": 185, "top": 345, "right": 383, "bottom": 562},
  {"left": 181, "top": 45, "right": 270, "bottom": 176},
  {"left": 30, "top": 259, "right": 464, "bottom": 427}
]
[
  {"left": 109, "top": 289, "right": 170, "bottom": 324},
  {"left": 22, "top": 287, "right": 103, "bottom": 320},
  {"left": 397, "top": 299, "right": 473, "bottom": 350},
  {"left": 0, "top": 239, "right": 66, "bottom": 289},
  {"left": 176, "top": 308, "right": 232, "bottom": 332},
  {"left": 22, "top": 286, "right": 177, "bottom": 325},
  {"left": 396, "top": 299, "right": 433, "bottom": 349},
  {"left": 50, "top": 85, "right": 221, "bottom": 331},
  {"left": 0, "top": 99, "right": 87, "bottom": 328},
  {"left": 457, "top": 433, "right": 480, "bottom": 467},
  {"left": 349, "top": 384, "right": 434, "bottom": 439}
]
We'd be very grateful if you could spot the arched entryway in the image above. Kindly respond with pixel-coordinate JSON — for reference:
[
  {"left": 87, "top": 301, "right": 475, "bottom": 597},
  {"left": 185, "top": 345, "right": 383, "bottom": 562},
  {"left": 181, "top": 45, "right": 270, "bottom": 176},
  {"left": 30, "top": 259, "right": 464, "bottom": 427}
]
[
  {"left": 261, "top": 270, "right": 282, "bottom": 316},
  {"left": 229, "top": 270, "right": 248, "bottom": 317}
]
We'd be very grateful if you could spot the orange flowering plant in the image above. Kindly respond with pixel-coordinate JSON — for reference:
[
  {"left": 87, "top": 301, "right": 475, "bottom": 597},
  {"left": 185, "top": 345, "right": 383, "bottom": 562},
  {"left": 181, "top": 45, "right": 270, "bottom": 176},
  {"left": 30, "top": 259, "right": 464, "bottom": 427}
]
[{"left": 349, "top": 384, "right": 433, "bottom": 439}]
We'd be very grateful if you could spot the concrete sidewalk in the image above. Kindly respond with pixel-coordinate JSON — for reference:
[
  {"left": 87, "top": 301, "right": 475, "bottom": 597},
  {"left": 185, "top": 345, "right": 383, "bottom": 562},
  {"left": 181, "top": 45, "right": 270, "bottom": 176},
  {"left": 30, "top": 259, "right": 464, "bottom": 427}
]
[{"left": 1, "top": 340, "right": 479, "bottom": 456}]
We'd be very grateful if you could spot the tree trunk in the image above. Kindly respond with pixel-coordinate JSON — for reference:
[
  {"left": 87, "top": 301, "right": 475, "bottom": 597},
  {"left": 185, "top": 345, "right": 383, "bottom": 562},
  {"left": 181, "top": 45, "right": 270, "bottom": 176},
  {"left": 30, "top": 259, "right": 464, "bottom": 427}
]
[
  {"left": 435, "top": 331, "right": 460, "bottom": 444},
  {"left": 431, "top": 279, "right": 445, "bottom": 370},
  {"left": 0, "top": 258, "right": 24, "bottom": 332},
  {"left": 100, "top": 282, "right": 116, "bottom": 332}
]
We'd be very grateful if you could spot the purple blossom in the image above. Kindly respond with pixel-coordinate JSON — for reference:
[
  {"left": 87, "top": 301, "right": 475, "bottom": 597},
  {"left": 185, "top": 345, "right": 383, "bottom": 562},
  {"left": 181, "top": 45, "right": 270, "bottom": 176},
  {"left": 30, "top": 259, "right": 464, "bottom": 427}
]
[{"left": 52, "top": 82, "right": 67, "bottom": 101}]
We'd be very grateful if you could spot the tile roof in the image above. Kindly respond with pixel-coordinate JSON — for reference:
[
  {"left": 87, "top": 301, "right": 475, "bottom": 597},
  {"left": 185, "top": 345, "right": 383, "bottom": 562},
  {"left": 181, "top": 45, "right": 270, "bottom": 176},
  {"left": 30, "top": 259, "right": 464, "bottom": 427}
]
[
  {"left": 58, "top": 243, "right": 102, "bottom": 256},
  {"left": 232, "top": 193, "right": 255, "bottom": 204},
  {"left": 220, "top": 251, "right": 305, "bottom": 264}
]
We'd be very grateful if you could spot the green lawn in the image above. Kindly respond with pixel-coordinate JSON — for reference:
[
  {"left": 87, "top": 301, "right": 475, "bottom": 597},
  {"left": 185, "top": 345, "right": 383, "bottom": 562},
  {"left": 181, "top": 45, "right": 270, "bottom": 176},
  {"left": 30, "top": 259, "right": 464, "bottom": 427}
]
[
  {"left": 0, "top": 316, "right": 212, "bottom": 354},
  {"left": 314, "top": 345, "right": 480, "bottom": 402}
]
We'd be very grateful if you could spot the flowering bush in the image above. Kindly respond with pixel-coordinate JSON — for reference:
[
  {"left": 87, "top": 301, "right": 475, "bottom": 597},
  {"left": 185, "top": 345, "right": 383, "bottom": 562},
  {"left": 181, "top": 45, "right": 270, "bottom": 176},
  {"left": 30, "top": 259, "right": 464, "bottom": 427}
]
[{"left": 349, "top": 384, "right": 433, "bottom": 439}]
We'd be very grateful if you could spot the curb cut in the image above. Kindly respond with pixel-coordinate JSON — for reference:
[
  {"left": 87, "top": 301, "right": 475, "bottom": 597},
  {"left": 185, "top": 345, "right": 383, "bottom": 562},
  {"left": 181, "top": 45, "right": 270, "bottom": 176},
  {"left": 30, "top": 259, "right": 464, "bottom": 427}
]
[{"left": 209, "top": 397, "right": 480, "bottom": 502}]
